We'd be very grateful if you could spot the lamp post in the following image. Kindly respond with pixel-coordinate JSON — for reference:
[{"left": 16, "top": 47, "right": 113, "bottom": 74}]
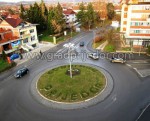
[
  {"left": 63, "top": 43, "right": 75, "bottom": 78},
  {"left": 139, "top": 38, "right": 142, "bottom": 56}
]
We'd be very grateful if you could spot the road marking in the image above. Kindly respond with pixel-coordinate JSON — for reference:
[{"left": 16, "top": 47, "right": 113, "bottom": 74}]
[
  {"left": 104, "top": 95, "right": 117, "bottom": 109},
  {"left": 135, "top": 103, "right": 150, "bottom": 121},
  {"left": 55, "top": 35, "right": 87, "bottom": 55},
  {"left": 133, "top": 68, "right": 145, "bottom": 77},
  {"left": 126, "top": 64, "right": 132, "bottom": 67}
]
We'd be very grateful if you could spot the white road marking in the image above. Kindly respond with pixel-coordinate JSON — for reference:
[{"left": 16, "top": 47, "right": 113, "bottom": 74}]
[{"left": 104, "top": 95, "right": 117, "bottom": 109}]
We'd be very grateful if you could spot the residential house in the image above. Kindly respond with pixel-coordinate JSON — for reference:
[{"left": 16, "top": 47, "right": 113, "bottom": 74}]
[
  {"left": 0, "top": 16, "right": 39, "bottom": 52},
  {"left": 63, "top": 8, "right": 77, "bottom": 28},
  {"left": 0, "top": 28, "right": 20, "bottom": 55},
  {"left": 120, "top": 0, "right": 150, "bottom": 47}
]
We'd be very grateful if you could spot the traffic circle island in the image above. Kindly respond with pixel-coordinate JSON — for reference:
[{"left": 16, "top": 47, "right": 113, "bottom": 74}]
[{"left": 31, "top": 64, "right": 114, "bottom": 109}]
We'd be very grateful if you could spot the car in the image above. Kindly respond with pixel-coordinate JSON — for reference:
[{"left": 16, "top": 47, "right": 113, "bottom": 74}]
[
  {"left": 14, "top": 67, "right": 29, "bottom": 78},
  {"left": 111, "top": 57, "right": 126, "bottom": 63},
  {"left": 88, "top": 53, "right": 99, "bottom": 60},
  {"left": 10, "top": 53, "right": 20, "bottom": 60},
  {"left": 79, "top": 41, "right": 84, "bottom": 46}
]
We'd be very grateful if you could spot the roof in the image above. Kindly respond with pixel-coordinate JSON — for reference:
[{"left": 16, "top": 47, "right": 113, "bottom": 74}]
[
  {"left": 5, "top": 17, "right": 23, "bottom": 28},
  {"left": 63, "top": 9, "right": 76, "bottom": 15},
  {"left": 120, "top": 0, "right": 130, "bottom": 4}
]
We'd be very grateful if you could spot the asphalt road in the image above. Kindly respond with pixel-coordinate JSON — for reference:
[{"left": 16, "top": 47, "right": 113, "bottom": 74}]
[{"left": 0, "top": 31, "right": 150, "bottom": 121}]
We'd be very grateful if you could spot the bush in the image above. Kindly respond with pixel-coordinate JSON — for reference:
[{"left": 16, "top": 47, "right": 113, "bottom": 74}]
[
  {"left": 94, "top": 36, "right": 104, "bottom": 43},
  {"left": 0, "top": 61, "right": 16, "bottom": 74},
  {"left": 147, "top": 46, "right": 150, "bottom": 54}
]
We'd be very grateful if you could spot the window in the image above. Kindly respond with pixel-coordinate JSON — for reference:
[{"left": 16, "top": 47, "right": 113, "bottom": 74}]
[
  {"left": 31, "top": 36, "right": 35, "bottom": 41},
  {"left": 23, "top": 38, "right": 28, "bottom": 43},
  {"left": 20, "top": 31, "right": 24, "bottom": 35},
  {"left": 135, "top": 22, "right": 139, "bottom": 26},
  {"left": 135, "top": 30, "right": 140, "bottom": 33},
  {"left": 0, "top": 35, "right": 2, "bottom": 40},
  {"left": 30, "top": 29, "right": 34, "bottom": 33}
]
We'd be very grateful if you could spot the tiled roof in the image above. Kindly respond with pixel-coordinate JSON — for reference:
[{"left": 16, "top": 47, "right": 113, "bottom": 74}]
[
  {"left": 120, "top": 0, "right": 130, "bottom": 4},
  {"left": 0, "top": 28, "right": 19, "bottom": 44},
  {"left": 5, "top": 17, "right": 23, "bottom": 28},
  {"left": 63, "top": 9, "right": 76, "bottom": 15}
]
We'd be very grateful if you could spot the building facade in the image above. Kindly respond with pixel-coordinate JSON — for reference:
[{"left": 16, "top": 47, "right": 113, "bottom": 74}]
[
  {"left": 0, "top": 16, "right": 39, "bottom": 53},
  {"left": 120, "top": 0, "right": 150, "bottom": 47},
  {"left": 0, "top": 28, "right": 21, "bottom": 55}
]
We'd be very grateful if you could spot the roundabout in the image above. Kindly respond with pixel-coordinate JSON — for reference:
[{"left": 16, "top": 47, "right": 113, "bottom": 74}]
[{"left": 31, "top": 64, "right": 114, "bottom": 109}]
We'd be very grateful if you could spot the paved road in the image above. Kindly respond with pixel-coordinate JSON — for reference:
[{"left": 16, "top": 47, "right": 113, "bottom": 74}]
[{"left": 0, "top": 31, "right": 150, "bottom": 121}]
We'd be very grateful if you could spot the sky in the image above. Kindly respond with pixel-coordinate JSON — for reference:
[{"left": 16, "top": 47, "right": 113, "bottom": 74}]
[{"left": 0, "top": 0, "right": 120, "bottom": 3}]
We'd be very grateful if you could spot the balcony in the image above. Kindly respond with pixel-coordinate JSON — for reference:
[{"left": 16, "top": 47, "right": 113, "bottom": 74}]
[
  {"left": 130, "top": 33, "right": 150, "bottom": 36},
  {"left": 131, "top": 18, "right": 147, "bottom": 21},
  {"left": 20, "top": 34, "right": 31, "bottom": 39},
  {"left": 130, "top": 26, "right": 150, "bottom": 29},
  {"left": 132, "top": 10, "right": 150, "bottom": 13}
]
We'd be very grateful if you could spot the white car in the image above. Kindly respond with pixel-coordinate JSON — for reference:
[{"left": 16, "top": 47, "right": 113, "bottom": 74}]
[
  {"left": 88, "top": 53, "right": 99, "bottom": 60},
  {"left": 111, "top": 57, "right": 126, "bottom": 63}
]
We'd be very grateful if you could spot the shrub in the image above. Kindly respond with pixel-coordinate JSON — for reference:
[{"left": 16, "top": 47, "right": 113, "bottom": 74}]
[
  {"left": 94, "top": 36, "right": 104, "bottom": 43},
  {"left": 147, "top": 45, "right": 150, "bottom": 54}
]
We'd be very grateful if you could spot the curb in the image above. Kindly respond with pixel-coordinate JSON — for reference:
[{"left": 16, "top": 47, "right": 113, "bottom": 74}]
[{"left": 30, "top": 63, "right": 114, "bottom": 110}]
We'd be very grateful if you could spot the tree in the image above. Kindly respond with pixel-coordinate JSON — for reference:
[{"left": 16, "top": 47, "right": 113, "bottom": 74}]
[
  {"left": 51, "top": 20, "right": 62, "bottom": 34},
  {"left": 147, "top": 45, "right": 150, "bottom": 54},
  {"left": 47, "top": 3, "right": 66, "bottom": 34},
  {"left": 20, "top": 4, "right": 26, "bottom": 19},
  {"left": 2, "top": 50, "right": 7, "bottom": 61},
  {"left": 47, "top": 7, "right": 55, "bottom": 34},
  {"left": 8, "top": 9, "right": 15, "bottom": 15},
  {"left": 107, "top": 3, "right": 115, "bottom": 20},
  {"left": 86, "top": 3, "right": 97, "bottom": 30},
  {"left": 76, "top": 2, "right": 86, "bottom": 27}
]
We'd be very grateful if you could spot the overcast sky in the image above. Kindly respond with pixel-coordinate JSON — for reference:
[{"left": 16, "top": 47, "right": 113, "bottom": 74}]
[{"left": 0, "top": 0, "right": 120, "bottom": 3}]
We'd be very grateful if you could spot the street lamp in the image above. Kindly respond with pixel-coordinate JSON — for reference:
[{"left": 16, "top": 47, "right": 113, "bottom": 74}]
[
  {"left": 63, "top": 43, "right": 75, "bottom": 78},
  {"left": 139, "top": 38, "right": 142, "bottom": 56}
]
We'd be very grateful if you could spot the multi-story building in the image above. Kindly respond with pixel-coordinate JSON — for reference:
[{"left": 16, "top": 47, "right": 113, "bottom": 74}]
[
  {"left": 63, "top": 8, "right": 77, "bottom": 26},
  {"left": 0, "top": 28, "right": 20, "bottom": 55},
  {"left": 120, "top": 0, "right": 150, "bottom": 47},
  {"left": 0, "top": 16, "right": 39, "bottom": 52}
]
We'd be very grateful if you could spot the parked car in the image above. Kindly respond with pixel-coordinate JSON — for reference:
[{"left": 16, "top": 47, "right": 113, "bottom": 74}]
[
  {"left": 10, "top": 53, "right": 20, "bottom": 60},
  {"left": 111, "top": 57, "right": 126, "bottom": 63},
  {"left": 79, "top": 41, "right": 84, "bottom": 46},
  {"left": 14, "top": 67, "right": 29, "bottom": 78},
  {"left": 88, "top": 53, "right": 99, "bottom": 60}
]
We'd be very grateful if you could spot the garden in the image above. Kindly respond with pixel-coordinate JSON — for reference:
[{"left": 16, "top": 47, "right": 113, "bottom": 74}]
[{"left": 37, "top": 65, "right": 106, "bottom": 102}]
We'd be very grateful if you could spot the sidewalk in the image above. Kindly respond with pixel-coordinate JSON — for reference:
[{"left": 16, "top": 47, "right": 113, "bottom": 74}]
[{"left": 14, "top": 42, "right": 56, "bottom": 65}]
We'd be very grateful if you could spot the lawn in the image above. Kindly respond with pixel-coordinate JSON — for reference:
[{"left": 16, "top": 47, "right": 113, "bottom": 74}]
[
  {"left": 0, "top": 59, "right": 15, "bottom": 73},
  {"left": 92, "top": 40, "right": 105, "bottom": 49},
  {"left": 40, "top": 31, "right": 79, "bottom": 44},
  {"left": 37, "top": 65, "right": 106, "bottom": 102},
  {"left": 104, "top": 43, "right": 116, "bottom": 52}
]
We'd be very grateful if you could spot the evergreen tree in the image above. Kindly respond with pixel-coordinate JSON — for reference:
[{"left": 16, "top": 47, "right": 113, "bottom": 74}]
[
  {"left": 2, "top": 50, "right": 7, "bottom": 61},
  {"left": 76, "top": 2, "right": 86, "bottom": 26},
  {"left": 86, "top": 3, "right": 96, "bottom": 30},
  {"left": 107, "top": 3, "right": 115, "bottom": 20},
  {"left": 20, "top": 4, "right": 26, "bottom": 19},
  {"left": 47, "top": 7, "right": 55, "bottom": 34}
]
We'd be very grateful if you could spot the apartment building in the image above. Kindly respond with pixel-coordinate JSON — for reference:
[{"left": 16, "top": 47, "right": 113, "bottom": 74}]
[
  {"left": 120, "top": 0, "right": 150, "bottom": 47},
  {"left": 0, "top": 16, "right": 39, "bottom": 52}
]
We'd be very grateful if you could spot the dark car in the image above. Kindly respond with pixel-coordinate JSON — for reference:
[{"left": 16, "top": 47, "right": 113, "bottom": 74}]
[
  {"left": 10, "top": 53, "right": 20, "bottom": 60},
  {"left": 14, "top": 67, "right": 29, "bottom": 78},
  {"left": 79, "top": 41, "right": 84, "bottom": 46},
  {"left": 111, "top": 57, "right": 126, "bottom": 63},
  {"left": 88, "top": 53, "right": 99, "bottom": 60}
]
